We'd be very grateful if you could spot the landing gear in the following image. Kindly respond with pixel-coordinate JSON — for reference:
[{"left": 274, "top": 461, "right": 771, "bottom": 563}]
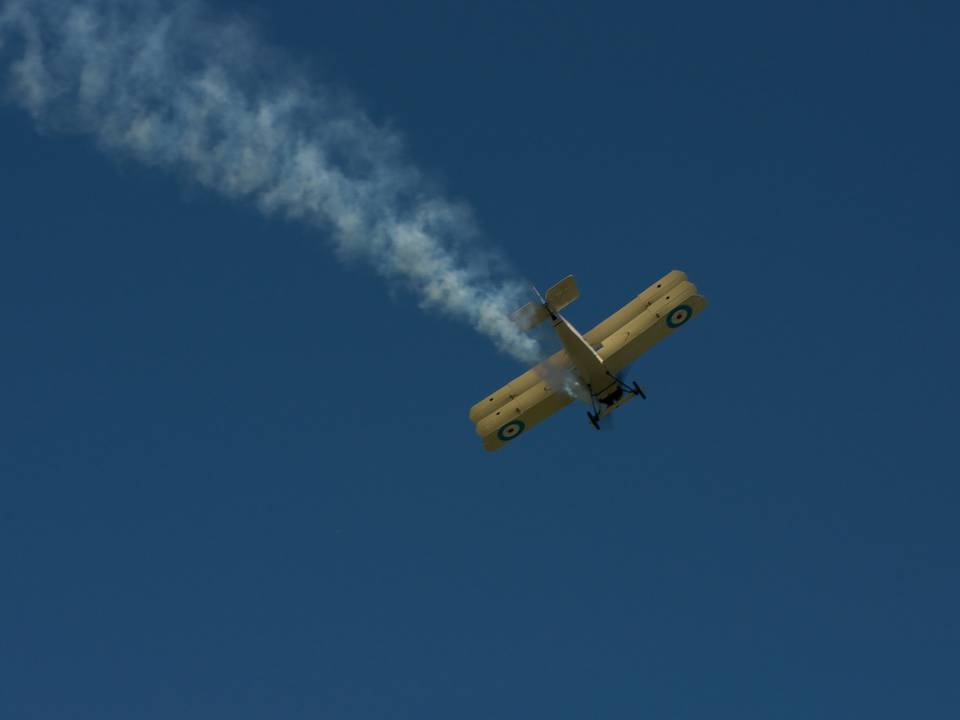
[{"left": 586, "top": 375, "right": 647, "bottom": 430}]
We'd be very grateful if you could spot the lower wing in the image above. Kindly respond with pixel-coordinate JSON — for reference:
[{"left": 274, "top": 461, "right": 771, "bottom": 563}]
[
  {"left": 471, "top": 370, "right": 575, "bottom": 452},
  {"left": 597, "top": 280, "right": 708, "bottom": 373}
]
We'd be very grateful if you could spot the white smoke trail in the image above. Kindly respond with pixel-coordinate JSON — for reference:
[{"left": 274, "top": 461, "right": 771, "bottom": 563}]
[{"left": 0, "top": 0, "right": 540, "bottom": 362}]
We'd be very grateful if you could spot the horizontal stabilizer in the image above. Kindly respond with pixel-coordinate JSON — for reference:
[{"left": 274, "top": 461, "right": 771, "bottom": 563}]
[
  {"left": 545, "top": 275, "right": 579, "bottom": 312},
  {"left": 511, "top": 275, "right": 579, "bottom": 332},
  {"left": 512, "top": 301, "right": 551, "bottom": 332}
]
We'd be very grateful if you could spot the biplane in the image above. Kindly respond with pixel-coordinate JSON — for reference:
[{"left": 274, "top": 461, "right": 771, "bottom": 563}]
[{"left": 469, "top": 270, "right": 707, "bottom": 451}]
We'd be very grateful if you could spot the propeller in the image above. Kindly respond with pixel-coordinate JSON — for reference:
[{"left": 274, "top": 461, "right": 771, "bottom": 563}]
[{"left": 597, "top": 411, "right": 616, "bottom": 432}]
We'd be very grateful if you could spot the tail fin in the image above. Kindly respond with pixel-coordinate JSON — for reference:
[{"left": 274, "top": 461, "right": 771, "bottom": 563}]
[{"left": 511, "top": 275, "right": 580, "bottom": 331}]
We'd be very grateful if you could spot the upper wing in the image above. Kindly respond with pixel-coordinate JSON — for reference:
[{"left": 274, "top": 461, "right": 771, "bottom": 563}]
[
  {"left": 468, "top": 360, "right": 575, "bottom": 452},
  {"left": 590, "top": 276, "right": 707, "bottom": 374}
]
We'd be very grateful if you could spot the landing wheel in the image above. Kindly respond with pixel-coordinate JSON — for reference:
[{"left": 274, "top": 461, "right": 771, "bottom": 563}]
[
  {"left": 587, "top": 412, "right": 600, "bottom": 430},
  {"left": 632, "top": 382, "right": 647, "bottom": 399}
]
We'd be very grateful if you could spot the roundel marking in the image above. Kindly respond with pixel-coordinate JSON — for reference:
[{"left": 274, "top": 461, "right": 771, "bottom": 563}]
[
  {"left": 497, "top": 420, "right": 526, "bottom": 442},
  {"left": 666, "top": 304, "right": 693, "bottom": 329}
]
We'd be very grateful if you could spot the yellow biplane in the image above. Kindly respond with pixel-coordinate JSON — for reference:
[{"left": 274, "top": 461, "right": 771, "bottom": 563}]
[{"left": 470, "top": 270, "right": 707, "bottom": 451}]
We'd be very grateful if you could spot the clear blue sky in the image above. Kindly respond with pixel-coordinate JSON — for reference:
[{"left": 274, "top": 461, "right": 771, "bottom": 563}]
[{"left": 2, "top": 1, "right": 959, "bottom": 718}]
